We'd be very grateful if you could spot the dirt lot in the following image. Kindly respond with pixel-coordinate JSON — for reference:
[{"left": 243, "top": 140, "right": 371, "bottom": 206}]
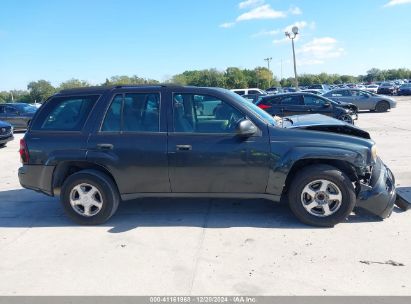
[{"left": 0, "top": 97, "right": 410, "bottom": 295}]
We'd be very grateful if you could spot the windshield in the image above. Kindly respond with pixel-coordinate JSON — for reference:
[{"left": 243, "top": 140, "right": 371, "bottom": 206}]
[
  {"left": 223, "top": 90, "right": 278, "bottom": 126},
  {"left": 308, "top": 85, "right": 323, "bottom": 90}
]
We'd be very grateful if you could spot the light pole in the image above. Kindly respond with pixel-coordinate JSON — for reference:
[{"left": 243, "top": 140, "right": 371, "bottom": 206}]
[
  {"left": 285, "top": 26, "right": 299, "bottom": 89},
  {"left": 264, "top": 57, "right": 272, "bottom": 87}
]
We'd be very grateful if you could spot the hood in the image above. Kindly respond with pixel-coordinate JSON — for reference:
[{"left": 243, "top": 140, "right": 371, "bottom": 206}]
[
  {"left": 0, "top": 120, "right": 12, "bottom": 128},
  {"left": 280, "top": 114, "right": 370, "bottom": 139}
]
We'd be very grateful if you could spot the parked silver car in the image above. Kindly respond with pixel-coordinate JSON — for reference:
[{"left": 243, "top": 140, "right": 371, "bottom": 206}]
[{"left": 323, "top": 89, "right": 396, "bottom": 112}]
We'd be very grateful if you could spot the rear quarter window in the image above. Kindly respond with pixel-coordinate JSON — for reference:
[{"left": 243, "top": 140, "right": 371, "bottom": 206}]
[{"left": 31, "top": 95, "right": 100, "bottom": 131}]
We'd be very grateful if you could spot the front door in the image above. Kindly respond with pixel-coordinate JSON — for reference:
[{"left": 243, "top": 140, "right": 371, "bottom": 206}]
[
  {"left": 350, "top": 90, "right": 374, "bottom": 110},
  {"left": 87, "top": 92, "right": 170, "bottom": 195},
  {"left": 167, "top": 92, "right": 270, "bottom": 193},
  {"left": 303, "top": 95, "right": 334, "bottom": 117}
]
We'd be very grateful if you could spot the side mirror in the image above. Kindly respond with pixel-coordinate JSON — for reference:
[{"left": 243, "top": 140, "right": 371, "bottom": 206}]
[
  {"left": 323, "top": 102, "right": 331, "bottom": 107},
  {"left": 236, "top": 119, "right": 258, "bottom": 137}
]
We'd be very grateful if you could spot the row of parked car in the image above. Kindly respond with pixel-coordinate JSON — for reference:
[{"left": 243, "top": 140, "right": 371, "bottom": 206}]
[
  {"left": 0, "top": 103, "right": 38, "bottom": 147},
  {"left": 234, "top": 87, "right": 397, "bottom": 125}
]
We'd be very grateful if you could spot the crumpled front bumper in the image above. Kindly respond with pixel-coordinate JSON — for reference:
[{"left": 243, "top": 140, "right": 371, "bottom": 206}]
[{"left": 356, "top": 158, "right": 396, "bottom": 218}]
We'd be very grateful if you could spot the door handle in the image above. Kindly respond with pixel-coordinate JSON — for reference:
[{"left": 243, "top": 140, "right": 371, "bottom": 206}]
[
  {"left": 96, "top": 143, "right": 114, "bottom": 150},
  {"left": 176, "top": 145, "right": 192, "bottom": 151}
]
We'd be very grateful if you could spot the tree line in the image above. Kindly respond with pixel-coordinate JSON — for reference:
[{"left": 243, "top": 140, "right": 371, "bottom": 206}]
[{"left": 1, "top": 67, "right": 410, "bottom": 103}]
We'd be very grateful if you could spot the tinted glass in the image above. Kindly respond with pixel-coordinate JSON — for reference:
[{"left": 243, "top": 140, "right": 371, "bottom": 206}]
[
  {"left": 308, "top": 85, "right": 322, "bottom": 90},
  {"left": 123, "top": 93, "right": 160, "bottom": 132},
  {"left": 234, "top": 90, "right": 245, "bottom": 96},
  {"left": 101, "top": 95, "right": 122, "bottom": 132},
  {"left": 101, "top": 93, "right": 160, "bottom": 132},
  {"left": 261, "top": 97, "right": 281, "bottom": 105},
  {"left": 5, "top": 107, "right": 18, "bottom": 114},
  {"left": 280, "top": 96, "right": 301, "bottom": 105},
  {"left": 304, "top": 95, "right": 327, "bottom": 106},
  {"left": 248, "top": 90, "right": 260, "bottom": 94},
  {"left": 173, "top": 93, "right": 245, "bottom": 133},
  {"left": 32, "top": 95, "right": 99, "bottom": 131}
]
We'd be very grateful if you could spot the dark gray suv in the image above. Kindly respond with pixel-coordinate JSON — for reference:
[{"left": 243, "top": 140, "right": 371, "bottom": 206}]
[{"left": 18, "top": 85, "right": 396, "bottom": 227}]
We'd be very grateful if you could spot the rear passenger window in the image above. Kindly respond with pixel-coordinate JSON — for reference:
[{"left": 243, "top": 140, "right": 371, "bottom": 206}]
[
  {"left": 261, "top": 97, "right": 280, "bottom": 105},
  {"left": 281, "top": 96, "right": 302, "bottom": 105},
  {"left": 31, "top": 95, "right": 99, "bottom": 131},
  {"left": 101, "top": 93, "right": 160, "bottom": 132}
]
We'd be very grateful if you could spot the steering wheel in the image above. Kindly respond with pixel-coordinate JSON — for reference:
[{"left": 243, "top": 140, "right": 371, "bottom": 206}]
[{"left": 226, "top": 113, "right": 242, "bottom": 131}]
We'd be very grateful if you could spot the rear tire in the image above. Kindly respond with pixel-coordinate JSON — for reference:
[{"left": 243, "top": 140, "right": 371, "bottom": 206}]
[
  {"left": 0, "top": 143, "right": 6, "bottom": 148},
  {"left": 375, "top": 101, "right": 390, "bottom": 112},
  {"left": 60, "top": 170, "right": 120, "bottom": 225},
  {"left": 288, "top": 165, "right": 356, "bottom": 227}
]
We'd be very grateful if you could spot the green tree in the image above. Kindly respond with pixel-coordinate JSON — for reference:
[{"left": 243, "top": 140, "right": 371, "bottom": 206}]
[
  {"left": 225, "top": 67, "right": 248, "bottom": 89},
  {"left": 104, "top": 75, "right": 160, "bottom": 86},
  {"left": 27, "top": 80, "right": 56, "bottom": 102},
  {"left": 59, "top": 78, "right": 91, "bottom": 90}
]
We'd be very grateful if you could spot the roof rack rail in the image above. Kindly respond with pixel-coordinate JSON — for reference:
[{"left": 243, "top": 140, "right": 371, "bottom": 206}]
[{"left": 58, "top": 83, "right": 189, "bottom": 94}]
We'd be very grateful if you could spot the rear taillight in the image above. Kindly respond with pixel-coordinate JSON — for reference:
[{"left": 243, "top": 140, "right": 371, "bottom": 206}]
[
  {"left": 19, "top": 138, "right": 29, "bottom": 164},
  {"left": 258, "top": 104, "right": 272, "bottom": 110}
]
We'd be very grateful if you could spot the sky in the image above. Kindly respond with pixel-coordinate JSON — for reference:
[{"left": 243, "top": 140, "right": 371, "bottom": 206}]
[{"left": 0, "top": 0, "right": 410, "bottom": 90}]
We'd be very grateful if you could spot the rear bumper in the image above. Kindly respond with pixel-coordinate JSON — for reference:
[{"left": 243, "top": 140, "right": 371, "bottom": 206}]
[
  {"left": 18, "top": 165, "right": 55, "bottom": 196},
  {"left": 356, "top": 159, "right": 396, "bottom": 219}
]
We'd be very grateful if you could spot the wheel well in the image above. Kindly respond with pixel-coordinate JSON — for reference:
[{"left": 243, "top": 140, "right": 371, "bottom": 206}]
[
  {"left": 283, "top": 158, "right": 359, "bottom": 196},
  {"left": 52, "top": 161, "right": 118, "bottom": 196},
  {"left": 377, "top": 100, "right": 390, "bottom": 108}
]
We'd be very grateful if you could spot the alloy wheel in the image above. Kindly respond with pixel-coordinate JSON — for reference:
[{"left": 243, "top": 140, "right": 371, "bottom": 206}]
[
  {"left": 300, "top": 179, "right": 342, "bottom": 217},
  {"left": 69, "top": 183, "right": 103, "bottom": 217}
]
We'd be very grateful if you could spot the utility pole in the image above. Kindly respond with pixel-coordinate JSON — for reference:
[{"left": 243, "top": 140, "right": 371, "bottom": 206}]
[
  {"left": 264, "top": 57, "right": 272, "bottom": 87},
  {"left": 285, "top": 26, "right": 299, "bottom": 89},
  {"left": 280, "top": 58, "right": 283, "bottom": 82}
]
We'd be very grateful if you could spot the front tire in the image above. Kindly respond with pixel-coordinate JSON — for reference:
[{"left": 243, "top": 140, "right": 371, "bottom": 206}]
[
  {"left": 338, "top": 114, "right": 353, "bottom": 124},
  {"left": 288, "top": 165, "right": 356, "bottom": 227},
  {"left": 60, "top": 170, "right": 120, "bottom": 225},
  {"left": 375, "top": 101, "right": 390, "bottom": 112}
]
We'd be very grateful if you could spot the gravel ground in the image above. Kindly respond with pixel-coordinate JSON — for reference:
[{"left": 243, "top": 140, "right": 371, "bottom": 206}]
[{"left": 0, "top": 96, "right": 410, "bottom": 295}]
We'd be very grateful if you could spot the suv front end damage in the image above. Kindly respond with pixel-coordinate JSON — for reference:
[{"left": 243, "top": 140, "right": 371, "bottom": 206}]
[{"left": 356, "top": 157, "right": 396, "bottom": 218}]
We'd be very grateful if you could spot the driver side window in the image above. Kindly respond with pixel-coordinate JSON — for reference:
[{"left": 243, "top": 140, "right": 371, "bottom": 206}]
[
  {"left": 173, "top": 93, "right": 245, "bottom": 134},
  {"left": 304, "top": 96, "right": 326, "bottom": 106}
]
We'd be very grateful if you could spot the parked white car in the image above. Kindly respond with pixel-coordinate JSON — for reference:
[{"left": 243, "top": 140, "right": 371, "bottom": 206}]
[
  {"left": 365, "top": 84, "right": 379, "bottom": 93},
  {"left": 230, "top": 88, "right": 267, "bottom": 96}
]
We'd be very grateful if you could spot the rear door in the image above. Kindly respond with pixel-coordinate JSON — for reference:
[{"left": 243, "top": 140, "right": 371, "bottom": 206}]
[
  {"left": 278, "top": 95, "right": 306, "bottom": 116},
  {"left": 86, "top": 90, "right": 170, "bottom": 196}
]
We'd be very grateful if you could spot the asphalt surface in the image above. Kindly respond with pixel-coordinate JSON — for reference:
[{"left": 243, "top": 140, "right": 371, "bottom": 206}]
[{"left": 0, "top": 97, "right": 410, "bottom": 295}]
